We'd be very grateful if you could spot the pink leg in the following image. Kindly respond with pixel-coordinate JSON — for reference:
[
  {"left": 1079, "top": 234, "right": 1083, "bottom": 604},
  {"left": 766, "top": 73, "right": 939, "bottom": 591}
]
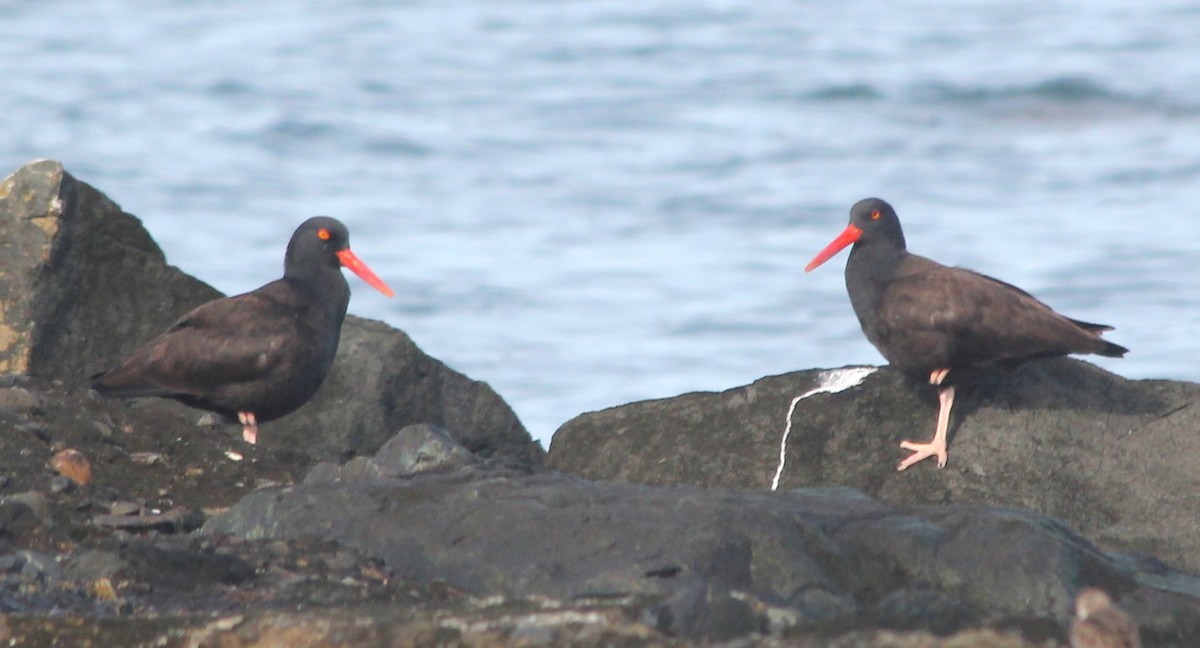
[
  {"left": 238, "top": 411, "right": 258, "bottom": 445},
  {"left": 897, "top": 385, "right": 955, "bottom": 471}
]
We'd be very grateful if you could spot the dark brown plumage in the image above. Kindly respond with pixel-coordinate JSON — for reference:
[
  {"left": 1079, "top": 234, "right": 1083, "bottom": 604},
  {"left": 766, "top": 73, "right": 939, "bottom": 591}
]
[
  {"left": 806, "top": 198, "right": 1127, "bottom": 470},
  {"left": 92, "top": 217, "right": 394, "bottom": 444},
  {"left": 1071, "top": 588, "right": 1141, "bottom": 648}
]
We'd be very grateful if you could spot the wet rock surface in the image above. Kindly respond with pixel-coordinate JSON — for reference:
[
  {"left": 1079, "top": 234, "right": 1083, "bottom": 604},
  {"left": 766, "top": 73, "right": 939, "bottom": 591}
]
[
  {"left": 206, "top": 428, "right": 1200, "bottom": 643},
  {"left": 548, "top": 360, "right": 1200, "bottom": 576},
  {"left": 1, "top": 159, "right": 1198, "bottom": 646}
]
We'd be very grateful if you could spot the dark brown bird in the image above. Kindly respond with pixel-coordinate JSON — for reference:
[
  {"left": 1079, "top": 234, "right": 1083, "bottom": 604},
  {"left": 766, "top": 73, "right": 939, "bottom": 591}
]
[
  {"left": 805, "top": 198, "right": 1127, "bottom": 470},
  {"left": 1070, "top": 588, "right": 1141, "bottom": 648},
  {"left": 92, "top": 217, "right": 394, "bottom": 445}
]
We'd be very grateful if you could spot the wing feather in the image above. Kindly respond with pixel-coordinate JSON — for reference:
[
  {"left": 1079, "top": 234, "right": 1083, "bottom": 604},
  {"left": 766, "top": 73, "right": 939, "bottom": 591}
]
[
  {"left": 93, "top": 291, "right": 300, "bottom": 398},
  {"left": 872, "top": 259, "right": 1111, "bottom": 371}
]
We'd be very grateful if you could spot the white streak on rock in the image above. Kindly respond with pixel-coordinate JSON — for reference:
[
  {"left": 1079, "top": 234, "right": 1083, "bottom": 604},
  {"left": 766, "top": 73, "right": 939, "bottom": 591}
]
[{"left": 771, "top": 366, "right": 877, "bottom": 491}]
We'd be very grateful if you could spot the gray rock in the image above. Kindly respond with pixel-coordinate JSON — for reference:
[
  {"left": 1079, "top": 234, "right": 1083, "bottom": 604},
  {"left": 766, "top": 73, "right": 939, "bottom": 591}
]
[
  {"left": 653, "top": 582, "right": 764, "bottom": 640},
  {"left": 118, "top": 542, "right": 256, "bottom": 590},
  {"left": 0, "top": 492, "right": 53, "bottom": 547},
  {"left": 371, "top": 423, "right": 480, "bottom": 477},
  {"left": 302, "top": 424, "right": 479, "bottom": 484},
  {"left": 0, "top": 159, "right": 541, "bottom": 469},
  {"left": 106, "top": 501, "right": 141, "bottom": 516},
  {"left": 344, "top": 456, "right": 386, "bottom": 482},
  {"left": 0, "top": 159, "right": 221, "bottom": 379},
  {"left": 0, "top": 387, "right": 42, "bottom": 416},
  {"left": 14, "top": 550, "right": 63, "bottom": 584},
  {"left": 1, "top": 491, "right": 51, "bottom": 520},
  {"left": 303, "top": 461, "right": 344, "bottom": 485},
  {"left": 203, "top": 454, "right": 1200, "bottom": 642},
  {"left": 48, "top": 475, "right": 74, "bottom": 494},
  {"left": 62, "top": 549, "right": 127, "bottom": 582},
  {"left": 547, "top": 359, "right": 1200, "bottom": 575},
  {"left": 270, "top": 319, "right": 540, "bottom": 469}
]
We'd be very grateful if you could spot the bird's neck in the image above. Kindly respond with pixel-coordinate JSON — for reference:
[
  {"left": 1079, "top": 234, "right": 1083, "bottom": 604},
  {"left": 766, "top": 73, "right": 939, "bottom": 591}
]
[
  {"left": 284, "top": 264, "right": 351, "bottom": 323},
  {"left": 845, "top": 242, "right": 907, "bottom": 315}
]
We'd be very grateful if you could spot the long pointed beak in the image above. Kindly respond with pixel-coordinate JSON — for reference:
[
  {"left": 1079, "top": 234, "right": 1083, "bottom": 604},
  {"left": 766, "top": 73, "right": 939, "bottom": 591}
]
[
  {"left": 805, "top": 224, "right": 862, "bottom": 272},
  {"left": 335, "top": 249, "right": 395, "bottom": 297}
]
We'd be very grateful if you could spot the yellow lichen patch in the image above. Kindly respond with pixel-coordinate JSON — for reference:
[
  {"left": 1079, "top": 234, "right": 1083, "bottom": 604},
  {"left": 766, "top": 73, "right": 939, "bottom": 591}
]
[
  {"left": 89, "top": 578, "right": 118, "bottom": 602},
  {"left": 28, "top": 210, "right": 60, "bottom": 263},
  {"left": 0, "top": 299, "right": 31, "bottom": 374},
  {"left": 30, "top": 210, "right": 61, "bottom": 241}
]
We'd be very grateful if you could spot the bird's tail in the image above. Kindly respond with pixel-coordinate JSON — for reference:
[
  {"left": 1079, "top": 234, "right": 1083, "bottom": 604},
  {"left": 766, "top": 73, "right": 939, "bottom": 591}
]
[
  {"left": 1095, "top": 339, "right": 1129, "bottom": 358},
  {"left": 1067, "top": 318, "right": 1128, "bottom": 358},
  {"left": 91, "top": 370, "right": 177, "bottom": 398},
  {"left": 1068, "top": 318, "right": 1113, "bottom": 333}
]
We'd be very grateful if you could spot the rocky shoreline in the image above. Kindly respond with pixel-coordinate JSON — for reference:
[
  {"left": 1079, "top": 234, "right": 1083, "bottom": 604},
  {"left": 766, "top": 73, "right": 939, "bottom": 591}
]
[{"left": 1, "top": 160, "right": 1198, "bottom": 646}]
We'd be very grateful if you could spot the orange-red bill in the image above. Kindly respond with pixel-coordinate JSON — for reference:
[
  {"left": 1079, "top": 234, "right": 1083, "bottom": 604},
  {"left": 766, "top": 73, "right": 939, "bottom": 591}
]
[
  {"left": 804, "top": 224, "right": 863, "bottom": 273},
  {"left": 335, "top": 249, "right": 395, "bottom": 297}
]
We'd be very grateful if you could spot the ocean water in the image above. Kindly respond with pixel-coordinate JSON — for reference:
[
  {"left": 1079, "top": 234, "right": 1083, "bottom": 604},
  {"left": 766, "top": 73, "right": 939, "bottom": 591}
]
[{"left": 3, "top": 1, "right": 1199, "bottom": 447}]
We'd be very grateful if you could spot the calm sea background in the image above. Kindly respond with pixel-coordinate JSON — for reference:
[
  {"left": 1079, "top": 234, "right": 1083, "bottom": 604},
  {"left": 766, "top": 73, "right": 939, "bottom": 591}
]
[{"left": 3, "top": 1, "right": 1199, "bottom": 447}]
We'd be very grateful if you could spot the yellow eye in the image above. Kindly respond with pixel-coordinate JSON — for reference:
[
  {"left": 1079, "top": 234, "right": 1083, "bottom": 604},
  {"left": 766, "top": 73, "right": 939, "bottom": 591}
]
[
  {"left": 317, "top": 228, "right": 331, "bottom": 241},
  {"left": 870, "top": 210, "right": 881, "bottom": 220}
]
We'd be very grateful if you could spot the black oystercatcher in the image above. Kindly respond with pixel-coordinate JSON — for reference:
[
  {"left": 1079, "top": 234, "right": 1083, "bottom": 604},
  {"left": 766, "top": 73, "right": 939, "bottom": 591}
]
[
  {"left": 1070, "top": 588, "right": 1141, "bottom": 648},
  {"left": 92, "top": 217, "right": 394, "bottom": 445},
  {"left": 805, "top": 198, "right": 1127, "bottom": 471}
]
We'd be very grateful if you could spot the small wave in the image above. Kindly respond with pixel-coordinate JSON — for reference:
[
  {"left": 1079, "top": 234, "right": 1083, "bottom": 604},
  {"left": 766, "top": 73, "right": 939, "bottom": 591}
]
[
  {"left": 1029, "top": 76, "right": 1120, "bottom": 101},
  {"left": 803, "top": 83, "right": 884, "bottom": 101},
  {"left": 361, "top": 136, "right": 431, "bottom": 157},
  {"left": 251, "top": 117, "right": 342, "bottom": 156},
  {"left": 797, "top": 77, "right": 1188, "bottom": 113},
  {"left": 265, "top": 117, "right": 336, "bottom": 140},
  {"left": 206, "top": 79, "right": 255, "bottom": 97},
  {"left": 916, "top": 76, "right": 1131, "bottom": 105},
  {"left": 903, "top": 76, "right": 1200, "bottom": 119},
  {"left": 1102, "top": 161, "right": 1200, "bottom": 185}
]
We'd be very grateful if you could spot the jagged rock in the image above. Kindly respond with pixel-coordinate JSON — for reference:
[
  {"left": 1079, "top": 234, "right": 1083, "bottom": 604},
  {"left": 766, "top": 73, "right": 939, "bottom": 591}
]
[
  {"left": 547, "top": 359, "right": 1200, "bottom": 576},
  {"left": 0, "top": 159, "right": 541, "bottom": 469},
  {"left": 0, "top": 159, "right": 219, "bottom": 378},
  {"left": 278, "top": 318, "right": 538, "bottom": 468},
  {"left": 61, "top": 549, "right": 126, "bottom": 583},
  {"left": 0, "top": 492, "right": 52, "bottom": 546},
  {"left": 0, "top": 550, "right": 62, "bottom": 584},
  {"left": 204, "top": 429, "right": 1200, "bottom": 643},
  {"left": 305, "top": 423, "right": 479, "bottom": 485},
  {"left": 0, "top": 387, "right": 42, "bottom": 417},
  {"left": 120, "top": 542, "right": 255, "bottom": 590},
  {"left": 370, "top": 422, "right": 480, "bottom": 476}
]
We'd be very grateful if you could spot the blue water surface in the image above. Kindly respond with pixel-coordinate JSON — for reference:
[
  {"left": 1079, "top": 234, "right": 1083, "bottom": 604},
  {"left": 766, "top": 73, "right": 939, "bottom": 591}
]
[{"left": 3, "top": 1, "right": 1199, "bottom": 446}]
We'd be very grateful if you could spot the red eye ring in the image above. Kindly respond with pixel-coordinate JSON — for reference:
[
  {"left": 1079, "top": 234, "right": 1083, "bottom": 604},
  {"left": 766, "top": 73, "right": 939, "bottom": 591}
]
[
  {"left": 317, "top": 228, "right": 331, "bottom": 241},
  {"left": 870, "top": 211, "right": 881, "bottom": 220}
]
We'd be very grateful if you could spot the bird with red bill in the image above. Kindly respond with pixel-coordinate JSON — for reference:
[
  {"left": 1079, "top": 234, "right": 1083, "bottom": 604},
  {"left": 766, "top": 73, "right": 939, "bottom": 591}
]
[
  {"left": 806, "top": 198, "right": 1126, "bottom": 471},
  {"left": 92, "top": 216, "right": 394, "bottom": 445}
]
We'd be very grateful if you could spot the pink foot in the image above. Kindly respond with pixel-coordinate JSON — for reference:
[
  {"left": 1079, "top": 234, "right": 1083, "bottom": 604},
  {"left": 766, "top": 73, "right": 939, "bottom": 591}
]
[
  {"left": 238, "top": 411, "right": 259, "bottom": 445},
  {"left": 897, "top": 383, "right": 954, "bottom": 472},
  {"left": 897, "top": 439, "right": 947, "bottom": 471}
]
